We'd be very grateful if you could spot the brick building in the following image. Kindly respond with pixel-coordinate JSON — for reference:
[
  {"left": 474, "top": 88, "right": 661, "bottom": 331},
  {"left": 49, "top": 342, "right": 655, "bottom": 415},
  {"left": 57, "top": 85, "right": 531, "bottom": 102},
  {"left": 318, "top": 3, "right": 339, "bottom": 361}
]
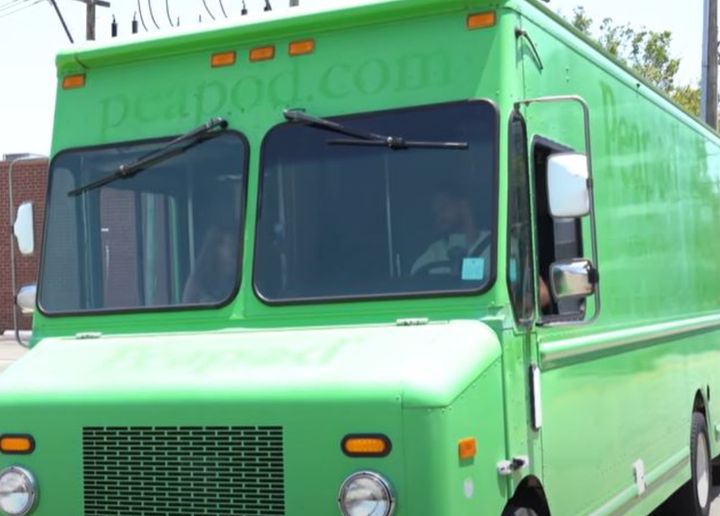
[{"left": 0, "top": 156, "right": 48, "bottom": 332}]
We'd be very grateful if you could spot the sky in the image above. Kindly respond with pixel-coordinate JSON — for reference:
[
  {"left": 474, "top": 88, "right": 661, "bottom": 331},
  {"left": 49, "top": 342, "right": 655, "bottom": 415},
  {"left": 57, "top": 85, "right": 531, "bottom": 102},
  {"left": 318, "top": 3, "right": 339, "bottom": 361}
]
[{"left": 0, "top": 0, "right": 706, "bottom": 157}]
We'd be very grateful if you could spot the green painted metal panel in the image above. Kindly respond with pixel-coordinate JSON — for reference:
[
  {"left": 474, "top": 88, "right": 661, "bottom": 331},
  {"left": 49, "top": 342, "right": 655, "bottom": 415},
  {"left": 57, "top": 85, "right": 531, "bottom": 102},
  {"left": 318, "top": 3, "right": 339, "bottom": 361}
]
[{"left": 3, "top": 0, "right": 720, "bottom": 515}]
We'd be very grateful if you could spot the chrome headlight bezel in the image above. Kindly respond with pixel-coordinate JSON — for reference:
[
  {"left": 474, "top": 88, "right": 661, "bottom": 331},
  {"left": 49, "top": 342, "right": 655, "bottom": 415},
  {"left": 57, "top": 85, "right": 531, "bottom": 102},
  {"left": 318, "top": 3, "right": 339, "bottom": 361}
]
[
  {"left": 0, "top": 466, "right": 38, "bottom": 516},
  {"left": 337, "top": 470, "right": 395, "bottom": 516}
]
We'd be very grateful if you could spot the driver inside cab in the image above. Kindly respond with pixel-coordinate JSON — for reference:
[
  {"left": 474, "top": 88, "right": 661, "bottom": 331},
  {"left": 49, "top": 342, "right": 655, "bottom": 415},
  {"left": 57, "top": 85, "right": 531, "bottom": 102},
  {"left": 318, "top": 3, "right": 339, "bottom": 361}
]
[{"left": 411, "top": 188, "right": 490, "bottom": 278}]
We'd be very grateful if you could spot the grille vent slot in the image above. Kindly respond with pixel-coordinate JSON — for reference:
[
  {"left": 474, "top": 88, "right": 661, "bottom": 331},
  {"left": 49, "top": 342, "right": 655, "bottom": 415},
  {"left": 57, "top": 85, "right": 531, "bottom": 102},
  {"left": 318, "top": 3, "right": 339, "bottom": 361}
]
[{"left": 82, "top": 426, "right": 285, "bottom": 515}]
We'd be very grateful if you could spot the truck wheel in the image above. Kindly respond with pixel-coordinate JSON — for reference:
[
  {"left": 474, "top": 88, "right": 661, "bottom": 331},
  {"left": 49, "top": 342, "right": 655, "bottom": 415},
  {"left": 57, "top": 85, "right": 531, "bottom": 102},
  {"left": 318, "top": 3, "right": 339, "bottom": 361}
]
[
  {"left": 679, "top": 412, "right": 712, "bottom": 516},
  {"left": 502, "top": 493, "right": 544, "bottom": 516},
  {"left": 502, "top": 506, "right": 538, "bottom": 516}
]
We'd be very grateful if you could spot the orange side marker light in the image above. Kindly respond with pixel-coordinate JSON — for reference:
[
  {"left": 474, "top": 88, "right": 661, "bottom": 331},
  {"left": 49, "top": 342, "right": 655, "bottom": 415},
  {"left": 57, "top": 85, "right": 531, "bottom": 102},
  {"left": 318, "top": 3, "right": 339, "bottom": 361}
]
[
  {"left": 62, "top": 74, "right": 86, "bottom": 90},
  {"left": 467, "top": 11, "right": 496, "bottom": 30},
  {"left": 458, "top": 437, "right": 477, "bottom": 460}
]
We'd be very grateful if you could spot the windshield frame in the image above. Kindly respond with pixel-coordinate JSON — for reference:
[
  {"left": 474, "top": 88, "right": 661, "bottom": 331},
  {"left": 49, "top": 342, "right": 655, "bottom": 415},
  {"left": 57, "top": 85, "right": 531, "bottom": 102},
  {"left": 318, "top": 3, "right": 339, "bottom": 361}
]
[
  {"left": 253, "top": 99, "right": 499, "bottom": 306},
  {"left": 37, "top": 130, "right": 250, "bottom": 317}
]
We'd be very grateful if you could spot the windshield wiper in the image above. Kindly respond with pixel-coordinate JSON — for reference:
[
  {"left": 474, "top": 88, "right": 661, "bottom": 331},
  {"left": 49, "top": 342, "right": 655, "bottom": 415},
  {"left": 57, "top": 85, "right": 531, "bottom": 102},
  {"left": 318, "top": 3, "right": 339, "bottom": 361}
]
[
  {"left": 68, "top": 117, "right": 229, "bottom": 197},
  {"left": 283, "top": 109, "right": 468, "bottom": 151}
]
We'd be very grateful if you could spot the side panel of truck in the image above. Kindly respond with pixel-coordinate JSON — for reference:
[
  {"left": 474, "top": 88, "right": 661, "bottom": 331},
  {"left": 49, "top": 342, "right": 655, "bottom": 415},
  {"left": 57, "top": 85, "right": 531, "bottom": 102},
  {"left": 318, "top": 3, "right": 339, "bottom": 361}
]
[{"left": 515, "top": 2, "right": 720, "bottom": 514}]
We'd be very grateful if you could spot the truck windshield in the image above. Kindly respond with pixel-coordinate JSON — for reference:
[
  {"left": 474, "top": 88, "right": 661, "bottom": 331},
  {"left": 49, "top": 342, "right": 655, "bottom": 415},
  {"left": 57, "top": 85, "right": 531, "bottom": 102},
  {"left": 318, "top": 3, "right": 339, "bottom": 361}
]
[
  {"left": 39, "top": 132, "right": 247, "bottom": 313},
  {"left": 255, "top": 101, "right": 498, "bottom": 303}
]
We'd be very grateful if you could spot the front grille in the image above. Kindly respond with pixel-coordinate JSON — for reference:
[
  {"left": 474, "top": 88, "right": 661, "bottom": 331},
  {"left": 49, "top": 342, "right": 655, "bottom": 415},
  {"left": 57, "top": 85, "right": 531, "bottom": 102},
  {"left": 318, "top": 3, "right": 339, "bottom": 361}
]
[{"left": 82, "top": 426, "right": 285, "bottom": 515}]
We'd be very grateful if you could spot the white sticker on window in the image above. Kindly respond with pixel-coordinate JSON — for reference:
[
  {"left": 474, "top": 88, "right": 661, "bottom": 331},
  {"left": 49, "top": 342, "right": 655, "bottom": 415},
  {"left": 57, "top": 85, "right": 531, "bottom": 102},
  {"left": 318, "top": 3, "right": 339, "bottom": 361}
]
[{"left": 462, "top": 257, "right": 485, "bottom": 281}]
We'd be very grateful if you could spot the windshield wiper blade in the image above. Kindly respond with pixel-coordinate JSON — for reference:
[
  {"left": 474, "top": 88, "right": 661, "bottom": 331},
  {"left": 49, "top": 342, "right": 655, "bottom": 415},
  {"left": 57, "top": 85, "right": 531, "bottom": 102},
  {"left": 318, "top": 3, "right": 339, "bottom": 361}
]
[
  {"left": 283, "top": 109, "right": 468, "bottom": 151},
  {"left": 68, "top": 117, "right": 229, "bottom": 197},
  {"left": 327, "top": 137, "right": 468, "bottom": 150},
  {"left": 284, "top": 109, "right": 385, "bottom": 141}
]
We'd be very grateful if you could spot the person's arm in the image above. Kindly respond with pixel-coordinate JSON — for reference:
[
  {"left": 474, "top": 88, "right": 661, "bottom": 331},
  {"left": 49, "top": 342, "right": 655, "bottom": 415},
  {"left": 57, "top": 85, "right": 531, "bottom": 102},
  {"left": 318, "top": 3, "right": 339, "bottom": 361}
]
[
  {"left": 539, "top": 277, "right": 551, "bottom": 311},
  {"left": 411, "top": 241, "right": 442, "bottom": 275}
]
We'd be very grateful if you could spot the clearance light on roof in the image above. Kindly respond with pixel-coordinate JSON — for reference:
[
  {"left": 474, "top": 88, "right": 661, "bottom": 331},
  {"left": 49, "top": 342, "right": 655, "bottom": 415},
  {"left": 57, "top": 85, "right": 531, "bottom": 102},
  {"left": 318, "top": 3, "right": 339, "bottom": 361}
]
[
  {"left": 289, "top": 39, "right": 315, "bottom": 56},
  {"left": 467, "top": 11, "right": 496, "bottom": 30},
  {"left": 342, "top": 435, "right": 391, "bottom": 457},
  {"left": 250, "top": 45, "right": 275, "bottom": 62},
  {"left": 0, "top": 435, "right": 34, "bottom": 455},
  {"left": 211, "top": 51, "right": 237, "bottom": 68},
  {"left": 62, "top": 74, "right": 86, "bottom": 90}
]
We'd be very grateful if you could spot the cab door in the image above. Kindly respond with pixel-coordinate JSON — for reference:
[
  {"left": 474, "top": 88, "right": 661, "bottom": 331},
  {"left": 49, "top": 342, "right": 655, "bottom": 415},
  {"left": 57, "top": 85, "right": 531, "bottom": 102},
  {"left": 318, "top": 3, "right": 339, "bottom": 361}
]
[{"left": 503, "top": 112, "right": 545, "bottom": 494}]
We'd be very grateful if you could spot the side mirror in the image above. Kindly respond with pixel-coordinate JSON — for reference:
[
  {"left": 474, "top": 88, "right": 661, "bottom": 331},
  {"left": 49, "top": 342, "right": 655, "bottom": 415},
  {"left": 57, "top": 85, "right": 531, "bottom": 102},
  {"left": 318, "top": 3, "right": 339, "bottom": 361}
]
[
  {"left": 13, "top": 202, "right": 34, "bottom": 256},
  {"left": 547, "top": 153, "right": 590, "bottom": 218},
  {"left": 16, "top": 284, "right": 36, "bottom": 315},
  {"left": 550, "top": 259, "right": 597, "bottom": 300}
]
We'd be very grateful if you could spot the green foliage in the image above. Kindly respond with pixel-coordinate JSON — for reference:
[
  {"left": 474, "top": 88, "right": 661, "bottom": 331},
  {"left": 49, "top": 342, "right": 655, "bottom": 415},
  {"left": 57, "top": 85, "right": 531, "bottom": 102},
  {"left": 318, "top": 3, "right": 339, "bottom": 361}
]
[{"left": 567, "top": 6, "right": 700, "bottom": 117}]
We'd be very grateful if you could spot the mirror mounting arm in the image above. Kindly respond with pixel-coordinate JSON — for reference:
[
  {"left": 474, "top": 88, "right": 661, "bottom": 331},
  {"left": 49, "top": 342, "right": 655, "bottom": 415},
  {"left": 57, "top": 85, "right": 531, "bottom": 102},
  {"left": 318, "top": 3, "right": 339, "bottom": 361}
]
[
  {"left": 515, "top": 95, "right": 601, "bottom": 326},
  {"left": 8, "top": 154, "right": 46, "bottom": 348}
]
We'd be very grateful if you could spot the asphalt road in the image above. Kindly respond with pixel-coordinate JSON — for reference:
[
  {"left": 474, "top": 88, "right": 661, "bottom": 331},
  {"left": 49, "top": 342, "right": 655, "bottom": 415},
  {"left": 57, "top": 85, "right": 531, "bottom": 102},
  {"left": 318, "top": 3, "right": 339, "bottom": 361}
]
[
  {"left": 653, "top": 481, "right": 720, "bottom": 515},
  {"left": 0, "top": 338, "right": 718, "bottom": 514}
]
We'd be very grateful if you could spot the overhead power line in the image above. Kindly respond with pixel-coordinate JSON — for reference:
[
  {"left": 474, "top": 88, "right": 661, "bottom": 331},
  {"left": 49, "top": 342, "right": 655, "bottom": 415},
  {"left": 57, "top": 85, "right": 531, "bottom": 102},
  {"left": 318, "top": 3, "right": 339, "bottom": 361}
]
[
  {"left": 0, "top": 0, "right": 25, "bottom": 14},
  {"left": 165, "top": 0, "right": 174, "bottom": 26},
  {"left": 0, "top": 0, "right": 42, "bottom": 19},
  {"left": 147, "top": 0, "right": 160, "bottom": 29},
  {"left": 136, "top": 0, "right": 148, "bottom": 30},
  {"left": 202, "top": 0, "right": 215, "bottom": 20}
]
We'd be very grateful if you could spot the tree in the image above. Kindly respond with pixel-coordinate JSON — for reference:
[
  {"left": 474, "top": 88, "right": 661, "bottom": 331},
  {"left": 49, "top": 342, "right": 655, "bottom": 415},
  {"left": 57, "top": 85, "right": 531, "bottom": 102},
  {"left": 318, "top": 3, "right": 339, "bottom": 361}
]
[{"left": 567, "top": 7, "right": 700, "bottom": 117}]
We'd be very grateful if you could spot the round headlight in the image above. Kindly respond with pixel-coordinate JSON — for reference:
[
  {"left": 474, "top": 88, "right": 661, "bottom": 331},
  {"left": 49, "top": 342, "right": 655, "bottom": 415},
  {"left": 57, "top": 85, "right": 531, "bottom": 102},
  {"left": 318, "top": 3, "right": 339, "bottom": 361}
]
[
  {"left": 338, "top": 471, "right": 395, "bottom": 516},
  {"left": 0, "top": 466, "right": 37, "bottom": 516}
]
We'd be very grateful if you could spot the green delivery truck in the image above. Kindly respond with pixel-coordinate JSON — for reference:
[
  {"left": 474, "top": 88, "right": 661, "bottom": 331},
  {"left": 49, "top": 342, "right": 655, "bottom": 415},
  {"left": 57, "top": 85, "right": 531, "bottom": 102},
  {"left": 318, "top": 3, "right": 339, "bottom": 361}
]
[{"left": 1, "top": 0, "right": 719, "bottom": 514}]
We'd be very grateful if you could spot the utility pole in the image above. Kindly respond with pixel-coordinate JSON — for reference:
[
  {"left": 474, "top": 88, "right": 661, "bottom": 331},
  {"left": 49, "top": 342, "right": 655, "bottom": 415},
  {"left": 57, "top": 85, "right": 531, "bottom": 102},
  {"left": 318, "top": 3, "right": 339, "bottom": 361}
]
[
  {"left": 702, "top": 0, "right": 718, "bottom": 128},
  {"left": 71, "top": 0, "right": 111, "bottom": 41}
]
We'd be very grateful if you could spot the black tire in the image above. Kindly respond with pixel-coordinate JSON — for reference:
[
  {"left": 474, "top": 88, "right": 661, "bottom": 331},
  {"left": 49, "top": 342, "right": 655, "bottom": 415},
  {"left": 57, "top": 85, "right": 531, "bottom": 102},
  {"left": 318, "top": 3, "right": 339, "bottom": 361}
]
[{"left": 677, "top": 412, "right": 712, "bottom": 516}]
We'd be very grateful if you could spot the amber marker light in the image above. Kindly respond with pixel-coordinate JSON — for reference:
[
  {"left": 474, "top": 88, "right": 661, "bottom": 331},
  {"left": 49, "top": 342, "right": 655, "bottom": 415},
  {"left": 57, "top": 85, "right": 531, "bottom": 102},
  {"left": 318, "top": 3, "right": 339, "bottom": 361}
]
[
  {"left": 467, "top": 11, "right": 496, "bottom": 30},
  {"left": 62, "top": 74, "right": 86, "bottom": 90},
  {"left": 458, "top": 437, "right": 477, "bottom": 460},
  {"left": 289, "top": 39, "right": 315, "bottom": 56},
  {"left": 249, "top": 45, "right": 275, "bottom": 62},
  {"left": 211, "top": 51, "right": 237, "bottom": 68},
  {"left": 342, "top": 434, "right": 391, "bottom": 457},
  {"left": 0, "top": 435, "right": 35, "bottom": 454}
]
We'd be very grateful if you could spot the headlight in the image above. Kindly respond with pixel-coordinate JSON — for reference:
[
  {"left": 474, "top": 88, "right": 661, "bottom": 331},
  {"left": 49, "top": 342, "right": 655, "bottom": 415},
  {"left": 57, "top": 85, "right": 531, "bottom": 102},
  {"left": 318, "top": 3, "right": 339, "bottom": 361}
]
[
  {"left": 0, "top": 466, "right": 37, "bottom": 516},
  {"left": 338, "top": 471, "right": 395, "bottom": 516}
]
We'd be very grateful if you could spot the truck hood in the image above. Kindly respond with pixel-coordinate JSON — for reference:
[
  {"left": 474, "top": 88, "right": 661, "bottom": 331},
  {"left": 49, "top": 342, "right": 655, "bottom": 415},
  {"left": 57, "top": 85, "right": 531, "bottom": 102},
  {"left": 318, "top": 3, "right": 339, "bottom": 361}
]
[{"left": 0, "top": 320, "right": 500, "bottom": 408}]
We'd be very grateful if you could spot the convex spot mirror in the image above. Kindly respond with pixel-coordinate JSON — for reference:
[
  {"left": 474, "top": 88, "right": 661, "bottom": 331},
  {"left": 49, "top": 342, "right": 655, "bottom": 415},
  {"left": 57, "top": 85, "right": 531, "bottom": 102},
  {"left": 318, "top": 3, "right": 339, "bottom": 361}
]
[
  {"left": 16, "top": 284, "right": 36, "bottom": 315},
  {"left": 13, "top": 202, "right": 34, "bottom": 256},
  {"left": 550, "top": 258, "right": 597, "bottom": 301},
  {"left": 547, "top": 153, "right": 590, "bottom": 218}
]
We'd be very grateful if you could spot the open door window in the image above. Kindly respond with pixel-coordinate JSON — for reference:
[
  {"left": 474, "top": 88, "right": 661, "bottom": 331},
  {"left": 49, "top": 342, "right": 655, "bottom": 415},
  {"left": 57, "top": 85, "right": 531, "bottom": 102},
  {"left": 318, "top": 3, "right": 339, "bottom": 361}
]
[
  {"left": 533, "top": 138, "right": 587, "bottom": 322},
  {"left": 514, "top": 95, "right": 600, "bottom": 326}
]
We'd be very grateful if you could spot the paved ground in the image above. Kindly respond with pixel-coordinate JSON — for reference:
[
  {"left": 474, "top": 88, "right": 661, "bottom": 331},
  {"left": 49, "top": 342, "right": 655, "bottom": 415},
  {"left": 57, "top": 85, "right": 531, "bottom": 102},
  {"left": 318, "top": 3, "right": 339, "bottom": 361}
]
[
  {"left": 707, "top": 480, "right": 719, "bottom": 516},
  {"left": 0, "top": 336, "right": 719, "bottom": 513},
  {"left": 0, "top": 334, "right": 26, "bottom": 372},
  {"left": 653, "top": 480, "right": 720, "bottom": 515}
]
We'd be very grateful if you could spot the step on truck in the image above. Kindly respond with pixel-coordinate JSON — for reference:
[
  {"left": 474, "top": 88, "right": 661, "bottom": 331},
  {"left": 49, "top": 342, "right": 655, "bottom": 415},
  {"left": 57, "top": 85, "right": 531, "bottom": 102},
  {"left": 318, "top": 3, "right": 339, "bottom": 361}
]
[{"left": 2, "top": 0, "right": 720, "bottom": 514}]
